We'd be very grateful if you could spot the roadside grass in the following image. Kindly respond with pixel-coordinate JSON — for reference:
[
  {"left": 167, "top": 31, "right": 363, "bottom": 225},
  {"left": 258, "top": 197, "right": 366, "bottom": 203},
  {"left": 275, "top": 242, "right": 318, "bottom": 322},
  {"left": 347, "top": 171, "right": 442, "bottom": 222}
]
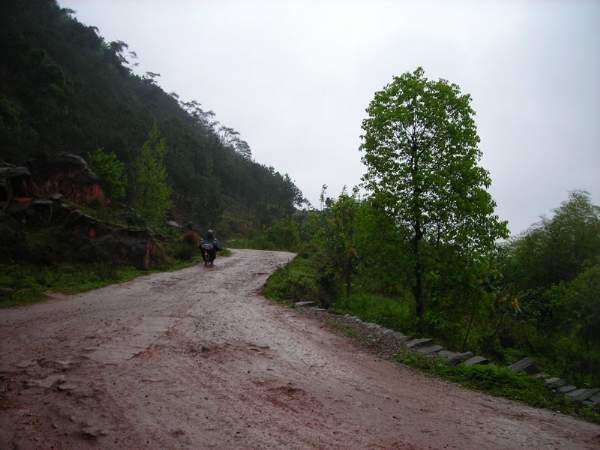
[
  {"left": 331, "top": 293, "right": 414, "bottom": 333},
  {"left": 396, "top": 351, "right": 600, "bottom": 425},
  {"left": 0, "top": 248, "right": 233, "bottom": 308},
  {"left": 227, "top": 237, "right": 278, "bottom": 250},
  {"left": 263, "top": 256, "right": 322, "bottom": 304},
  {"left": 0, "top": 263, "right": 147, "bottom": 307}
]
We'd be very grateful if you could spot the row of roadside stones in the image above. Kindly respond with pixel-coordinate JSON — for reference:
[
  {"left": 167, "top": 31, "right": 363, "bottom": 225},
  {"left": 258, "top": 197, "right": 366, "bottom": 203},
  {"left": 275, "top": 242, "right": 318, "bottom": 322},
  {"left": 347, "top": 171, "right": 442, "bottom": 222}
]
[{"left": 298, "top": 304, "right": 600, "bottom": 407}]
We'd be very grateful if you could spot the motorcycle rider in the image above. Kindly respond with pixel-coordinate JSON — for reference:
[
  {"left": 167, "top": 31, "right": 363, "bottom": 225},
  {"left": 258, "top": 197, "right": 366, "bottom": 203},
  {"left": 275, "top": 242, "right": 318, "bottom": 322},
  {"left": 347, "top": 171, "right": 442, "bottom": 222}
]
[{"left": 201, "top": 229, "right": 220, "bottom": 265}]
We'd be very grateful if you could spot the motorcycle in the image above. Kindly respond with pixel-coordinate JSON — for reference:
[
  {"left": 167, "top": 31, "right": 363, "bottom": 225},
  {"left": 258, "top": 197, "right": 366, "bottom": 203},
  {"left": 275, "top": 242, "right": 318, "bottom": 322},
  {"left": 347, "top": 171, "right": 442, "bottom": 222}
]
[{"left": 201, "top": 241, "right": 216, "bottom": 267}]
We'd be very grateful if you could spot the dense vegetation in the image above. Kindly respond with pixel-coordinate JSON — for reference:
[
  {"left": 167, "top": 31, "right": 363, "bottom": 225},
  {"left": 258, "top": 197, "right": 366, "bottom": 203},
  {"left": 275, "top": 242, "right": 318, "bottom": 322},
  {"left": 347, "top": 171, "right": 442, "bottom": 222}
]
[
  {"left": 251, "top": 70, "right": 600, "bottom": 389},
  {"left": 259, "top": 189, "right": 600, "bottom": 386},
  {"left": 0, "top": 0, "right": 303, "bottom": 231}
]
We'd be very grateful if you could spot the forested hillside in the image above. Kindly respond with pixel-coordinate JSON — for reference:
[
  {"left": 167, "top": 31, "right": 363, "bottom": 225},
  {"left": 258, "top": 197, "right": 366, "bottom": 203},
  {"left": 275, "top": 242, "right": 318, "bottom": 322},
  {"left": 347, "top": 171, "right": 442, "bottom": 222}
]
[{"left": 0, "top": 0, "right": 303, "bottom": 231}]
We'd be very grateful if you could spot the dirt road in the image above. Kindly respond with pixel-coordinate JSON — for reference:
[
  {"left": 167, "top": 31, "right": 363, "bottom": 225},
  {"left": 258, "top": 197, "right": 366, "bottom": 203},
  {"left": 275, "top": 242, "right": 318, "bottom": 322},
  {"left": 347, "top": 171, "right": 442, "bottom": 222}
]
[{"left": 1, "top": 250, "right": 599, "bottom": 449}]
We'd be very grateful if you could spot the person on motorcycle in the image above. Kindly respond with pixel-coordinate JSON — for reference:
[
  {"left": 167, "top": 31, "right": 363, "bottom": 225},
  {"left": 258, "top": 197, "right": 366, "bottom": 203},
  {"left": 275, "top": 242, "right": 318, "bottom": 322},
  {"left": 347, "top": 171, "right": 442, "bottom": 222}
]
[{"left": 200, "top": 229, "right": 220, "bottom": 266}]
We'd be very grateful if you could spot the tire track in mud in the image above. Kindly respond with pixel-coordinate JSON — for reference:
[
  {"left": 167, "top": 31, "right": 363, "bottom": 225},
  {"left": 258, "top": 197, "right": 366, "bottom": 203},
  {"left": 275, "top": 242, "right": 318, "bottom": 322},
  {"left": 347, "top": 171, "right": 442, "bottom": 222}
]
[{"left": 1, "top": 250, "right": 599, "bottom": 449}]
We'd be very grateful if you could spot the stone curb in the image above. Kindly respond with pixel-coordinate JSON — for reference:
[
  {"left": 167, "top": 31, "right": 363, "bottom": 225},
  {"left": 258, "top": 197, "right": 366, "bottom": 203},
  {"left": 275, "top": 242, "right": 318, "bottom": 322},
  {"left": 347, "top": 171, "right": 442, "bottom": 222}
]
[{"left": 333, "top": 312, "right": 600, "bottom": 407}]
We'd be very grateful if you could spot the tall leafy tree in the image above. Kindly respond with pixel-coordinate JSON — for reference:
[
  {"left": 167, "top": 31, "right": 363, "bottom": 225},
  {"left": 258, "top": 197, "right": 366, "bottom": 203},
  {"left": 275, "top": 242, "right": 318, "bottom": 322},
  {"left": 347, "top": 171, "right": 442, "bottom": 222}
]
[
  {"left": 361, "top": 67, "right": 507, "bottom": 320},
  {"left": 132, "top": 125, "right": 172, "bottom": 225}
]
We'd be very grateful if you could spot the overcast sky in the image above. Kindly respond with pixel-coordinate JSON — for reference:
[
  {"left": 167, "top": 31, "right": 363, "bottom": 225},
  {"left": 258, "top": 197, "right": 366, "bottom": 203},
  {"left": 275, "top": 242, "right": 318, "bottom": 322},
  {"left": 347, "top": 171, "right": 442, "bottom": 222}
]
[{"left": 60, "top": 0, "right": 599, "bottom": 235}]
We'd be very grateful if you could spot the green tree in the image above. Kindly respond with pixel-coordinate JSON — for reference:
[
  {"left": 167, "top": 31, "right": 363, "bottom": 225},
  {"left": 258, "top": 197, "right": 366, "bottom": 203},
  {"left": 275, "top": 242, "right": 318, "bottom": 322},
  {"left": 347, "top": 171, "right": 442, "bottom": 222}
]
[
  {"left": 87, "top": 148, "right": 127, "bottom": 201},
  {"left": 361, "top": 67, "right": 507, "bottom": 321},
  {"left": 321, "top": 189, "right": 360, "bottom": 299},
  {"left": 505, "top": 191, "right": 600, "bottom": 292},
  {"left": 132, "top": 125, "right": 172, "bottom": 225}
]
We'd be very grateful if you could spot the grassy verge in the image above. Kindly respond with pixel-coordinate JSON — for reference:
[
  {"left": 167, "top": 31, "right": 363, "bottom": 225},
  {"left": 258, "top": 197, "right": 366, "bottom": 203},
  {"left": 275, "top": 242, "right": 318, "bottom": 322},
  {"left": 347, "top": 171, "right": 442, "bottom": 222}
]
[
  {"left": 331, "top": 293, "right": 414, "bottom": 333},
  {"left": 227, "top": 237, "right": 279, "bottom": 250},
  {"left": 0, "top": 263, "right": 145, "bottom": 308},
  {"left": 0, "top": 248, "right": 233, "bottom": 308},
  {"left": 396, "top": 351, "right": 600, "bottom": 424},
  {"left": 263, "top": 256, "right": 322, "bottom": 305}
]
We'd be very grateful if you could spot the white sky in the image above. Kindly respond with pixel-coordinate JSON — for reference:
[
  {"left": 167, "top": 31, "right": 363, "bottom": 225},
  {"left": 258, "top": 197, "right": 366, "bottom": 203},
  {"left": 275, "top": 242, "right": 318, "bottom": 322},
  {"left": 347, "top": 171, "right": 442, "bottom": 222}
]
[{"left": 59, "top": 0, "right": 599, "bottom": 235}]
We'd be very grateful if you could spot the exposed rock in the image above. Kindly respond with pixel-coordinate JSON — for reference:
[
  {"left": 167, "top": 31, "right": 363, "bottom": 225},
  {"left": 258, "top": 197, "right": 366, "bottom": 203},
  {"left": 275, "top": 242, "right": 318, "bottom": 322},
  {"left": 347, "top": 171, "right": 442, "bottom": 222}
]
[
  {"left": 0, "top": 153, "right": 163, "bottom": 268},
  {"left": 294, "top": 301, "right": 315, "bottom": 307},
  {"left": 166, "top": 220, "right": 182, "bottom": 229},
  {"left": 26, "top": 153, "right": 106, "bottom": 206},
  {"left": 393, "top": 333, "right": 411, "bottom": 344},
  {"left": 0, "top": 165, "right": 31, "bottom": 179},
  {"left": 533, "top": 372, "right": 550, "bottom": 379},
  {"left": 405, "top": 338, "right": 432, "bottom": 349},
  {"left": 557, "top": 385, "right": 577, "bottom": 394},
  {"left": 586, "top": 392, "right": 600, "bottom": 405},
  {"left": 508, "top": 357, "right": 538, "bottom": 374},
  {"left": 566, "top": 388, "right": 600, "bottom": 402},
  {"left": 416, "top": 345, "right": 443, "bottom": 355},
  {"left": 0, "top": 163, "right": 31, "bottom": 209},
  {"left": 544, "top": 377, "right": 566, "bottom": 389},
  {"left": 81, "top": 230, "right": 156, "bottom": 269},
  {"left": 463, "top": 356, "right": 489, "bottom": 367},
  {"left": 437, "top": 350, "right": 474, "bottom": 365},
  {"left": 437, "top": 350, "right": 456, "bottom": 359},
  {"left": 450, "top": 352, "right": 475, "bottom": 365}
]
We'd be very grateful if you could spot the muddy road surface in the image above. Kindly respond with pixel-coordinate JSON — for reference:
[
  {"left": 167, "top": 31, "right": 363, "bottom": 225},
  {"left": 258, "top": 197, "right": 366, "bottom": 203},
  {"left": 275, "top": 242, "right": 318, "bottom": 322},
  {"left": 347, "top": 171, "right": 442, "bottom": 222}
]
[{"left": 1, "top": 250, "right": 599, "bottom": 449}]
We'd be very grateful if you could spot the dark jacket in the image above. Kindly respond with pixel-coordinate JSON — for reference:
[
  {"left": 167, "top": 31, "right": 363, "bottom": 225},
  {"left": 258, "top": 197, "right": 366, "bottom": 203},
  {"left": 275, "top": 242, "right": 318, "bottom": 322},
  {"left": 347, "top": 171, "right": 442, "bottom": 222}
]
[{"left": 203, "top": 232, "right": 220, "bottom": 251}]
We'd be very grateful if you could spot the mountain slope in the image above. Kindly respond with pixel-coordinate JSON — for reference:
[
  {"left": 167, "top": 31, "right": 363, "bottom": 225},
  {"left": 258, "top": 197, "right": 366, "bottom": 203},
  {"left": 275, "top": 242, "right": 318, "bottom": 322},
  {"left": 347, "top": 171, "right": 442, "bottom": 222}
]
[{"left": 0, "top": 0, "right": 302, "bottom": 230}]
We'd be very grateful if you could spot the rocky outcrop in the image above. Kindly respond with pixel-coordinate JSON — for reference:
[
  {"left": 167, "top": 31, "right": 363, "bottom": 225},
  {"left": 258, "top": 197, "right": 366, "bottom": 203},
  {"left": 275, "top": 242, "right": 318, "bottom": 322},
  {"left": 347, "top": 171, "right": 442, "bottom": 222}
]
[
  {"left": 27, "top": 153, "right": 106, "bottom": 205},
  {"left": 1, "top": 154, "right": 159, "bottom": 269},
  {"left": 65, "top": 206, "right": 157, "bottom": 269},
  {"left": 0, "top": 154, "right": 106, "bottom": 210},
  {"left": 0, "top": 162, "right": 31, "bottom": 209}
]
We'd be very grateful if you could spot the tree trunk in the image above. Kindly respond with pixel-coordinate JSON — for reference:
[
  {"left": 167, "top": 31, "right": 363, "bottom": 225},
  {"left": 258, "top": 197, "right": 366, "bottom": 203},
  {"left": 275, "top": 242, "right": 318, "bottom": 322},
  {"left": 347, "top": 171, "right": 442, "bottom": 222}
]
[
  {"left": 411, "top": 138, "right": 424, "bottom": 323},
  {"left": 413, "top": 224, "right": 424, "bottom": 321},
  {"left": 462, "top": 297, "right": 477, "bottom": 351},
  {"left": 345, "top": 272, "right": 352, "bottom": 299}
]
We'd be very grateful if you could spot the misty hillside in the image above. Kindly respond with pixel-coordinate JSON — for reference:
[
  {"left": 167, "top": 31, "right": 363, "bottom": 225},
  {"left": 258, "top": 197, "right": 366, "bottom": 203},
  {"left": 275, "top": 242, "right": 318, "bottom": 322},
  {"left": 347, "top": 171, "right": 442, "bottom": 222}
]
[{"left": 0, "top": 0, "right": 303, "bottom": 231}]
